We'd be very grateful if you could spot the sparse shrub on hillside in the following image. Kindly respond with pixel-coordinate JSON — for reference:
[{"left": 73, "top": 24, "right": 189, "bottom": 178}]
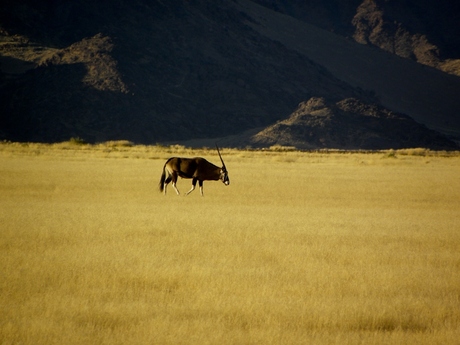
[
  {"left": 394, "top": 148, "right": 460, "bottom": 157},
  {"left": 166, "top": 144, "right": 187, "bottom": 153},
  {"left": 68, "top": 137, "right": 87, "bottom": 145},
  {"left": 103, "top": 140, "right": 134, "bottom": 147},
  {"left": 269, "top": 144, "right": 297, "bottom": 152},
  {"left": 383, "top": 149, "right": 397, "bottom": 158},
  {"left": 397, "top": 148, "right": 432, "bottom": 156}
]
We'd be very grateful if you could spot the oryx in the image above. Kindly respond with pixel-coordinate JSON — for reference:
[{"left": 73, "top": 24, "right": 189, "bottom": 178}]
[{"left": 159, "top": 145, "right": 229, "bottom": 196}]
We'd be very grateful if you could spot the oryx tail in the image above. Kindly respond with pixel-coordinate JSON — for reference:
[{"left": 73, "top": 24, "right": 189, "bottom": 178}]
[{"left": 158, "top": 158, "right": 173, "bottom": 193}]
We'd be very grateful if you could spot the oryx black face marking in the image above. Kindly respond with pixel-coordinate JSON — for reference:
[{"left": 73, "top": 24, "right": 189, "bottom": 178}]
[{"left": 159, "top": 145, "right": 229, "bottom": 196}]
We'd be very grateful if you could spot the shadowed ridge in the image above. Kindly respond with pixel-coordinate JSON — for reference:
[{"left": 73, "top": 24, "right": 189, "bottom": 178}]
[{"left": 251, "top": 97, "right": 458, "bottom": 150}]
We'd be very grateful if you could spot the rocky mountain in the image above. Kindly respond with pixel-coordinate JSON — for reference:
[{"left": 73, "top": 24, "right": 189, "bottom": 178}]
[
  {"left": 0, "top": 0, "right": 459, "bottom": 149},
  {"left": 252, "top": 0, "right": 460, "bottom": 76},
  {"left": 251, "top": 97, "right": 458, "bottom": 150}
]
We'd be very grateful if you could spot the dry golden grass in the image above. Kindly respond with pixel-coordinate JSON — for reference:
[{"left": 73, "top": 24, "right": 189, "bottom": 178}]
[{"left": 1, "top": 142, "right": 460, "bottom": 344}]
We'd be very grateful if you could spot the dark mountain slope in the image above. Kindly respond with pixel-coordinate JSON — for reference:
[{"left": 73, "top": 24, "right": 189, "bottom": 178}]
[
  {"left": 238, "top": 0, "right": 460, "bottom": 139},
  {"left": 251, "top": 97, "right": 457, "bottom": 150},
  {"left": 0, "top": 0, "right": 459, "bottom": 148},
  {"left": 251, "top": 0, "right": 460, "bottom": 75},
  {"left": 0, "top": 0, "right": 370, "bottom": 143}
]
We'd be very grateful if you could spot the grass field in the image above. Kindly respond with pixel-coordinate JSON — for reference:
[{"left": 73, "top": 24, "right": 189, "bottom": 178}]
[{"left": 1, "top": 142, "right": 460, "bottom": 344}]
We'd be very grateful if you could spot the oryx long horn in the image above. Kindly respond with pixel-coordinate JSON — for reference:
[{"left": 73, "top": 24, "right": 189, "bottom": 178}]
[{"left": 216, "top": 144, "right": 226, "bottom": 170}]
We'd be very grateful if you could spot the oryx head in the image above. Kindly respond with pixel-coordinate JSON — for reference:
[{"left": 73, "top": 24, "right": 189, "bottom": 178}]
[{"left": 216, "top": 145, "right": 230, "bottom": 185}]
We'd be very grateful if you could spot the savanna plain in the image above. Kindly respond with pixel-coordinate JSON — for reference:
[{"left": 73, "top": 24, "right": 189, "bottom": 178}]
[{"left": 1, "top": 141, "right": 460, "bottom": 345}]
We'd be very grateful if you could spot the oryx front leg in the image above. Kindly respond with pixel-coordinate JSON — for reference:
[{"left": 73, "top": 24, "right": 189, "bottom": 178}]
[
  {"left": 185, "top": 178, "right": 197, "bottom": 196},
  {"left": 199, "top": 180, "right": 204, "bottom": 196}
]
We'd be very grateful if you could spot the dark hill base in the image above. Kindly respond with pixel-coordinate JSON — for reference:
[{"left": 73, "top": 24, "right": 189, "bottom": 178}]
[{"left": 251, "top": 98, "right": 458, "bottom": 150}]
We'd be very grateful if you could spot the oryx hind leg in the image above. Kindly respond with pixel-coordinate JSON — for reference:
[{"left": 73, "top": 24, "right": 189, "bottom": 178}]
[
  {"left": 163, "top": 176, "right": 172, "bottom": 195},
  {"left": 185, "top": 178, "right": 198, "bottom": 196},
  {"left": 167, "top": 170, "right": 180, "bottom": 195},
  {"left": 172, "top": 181, "right": 180, "bottom": 195}
]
